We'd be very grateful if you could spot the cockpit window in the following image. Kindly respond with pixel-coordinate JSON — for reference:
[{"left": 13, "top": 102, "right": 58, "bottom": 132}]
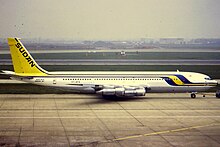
[{"left": 205, "top": 77, "right": 212, "bottom": 80}]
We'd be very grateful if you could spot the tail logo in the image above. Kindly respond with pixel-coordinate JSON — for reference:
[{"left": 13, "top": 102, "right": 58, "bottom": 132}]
[{"left": 15, "top": 42, "right": 35, "bottom": 67}]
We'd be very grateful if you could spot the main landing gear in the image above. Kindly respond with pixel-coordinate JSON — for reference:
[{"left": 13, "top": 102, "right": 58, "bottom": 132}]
[
  {"left": 191, "top": 91, "right": 220, "bottom": 99},
  {"left": 190, "top": 93, "right": 196, "bottom": 99},
  {"left": 216, "top": 90, "right": 220, "bottom": 98},
  {"left": 190, "top": 92, "right": 205, "bottom": 98}
]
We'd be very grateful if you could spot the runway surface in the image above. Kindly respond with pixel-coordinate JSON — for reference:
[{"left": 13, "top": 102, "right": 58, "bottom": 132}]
[{"left": 0, "top": 93, "right": 220, "bottom": 146}]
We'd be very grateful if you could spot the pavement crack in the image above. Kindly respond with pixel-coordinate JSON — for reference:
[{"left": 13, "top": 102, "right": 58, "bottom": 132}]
[
  {"left": 117, "top": 102, "right": 145, "bottom": 127},
  {"left": 159, "top": 135, "right": 176, "bottom": 147},
  {"left": 88, "top": 105, "right": 123, "bottom": 147},
  {"left": 54, "top": 98, "right": 71, "bottom": 147},
  {"left": 75, "top": 141, "right": 99, "bottom": 147},
  {"left": 16, "top": 127, "right": 22, "bottom": 147},
  {"left": 33, "top": 99, "right": 36, "bottom": 128},
  {"left": 0, "top": 97, "right": 6, "bottom": 108}
]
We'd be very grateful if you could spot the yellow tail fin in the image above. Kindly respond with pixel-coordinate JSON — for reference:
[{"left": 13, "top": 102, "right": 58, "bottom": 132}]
[{"left": 8, "top": 38, "right": 48, "bottom": 76}]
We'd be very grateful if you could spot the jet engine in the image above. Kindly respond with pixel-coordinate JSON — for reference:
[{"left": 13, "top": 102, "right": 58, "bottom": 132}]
[{"left": 98, "top": 87, "right": 146, "bottom": 96}]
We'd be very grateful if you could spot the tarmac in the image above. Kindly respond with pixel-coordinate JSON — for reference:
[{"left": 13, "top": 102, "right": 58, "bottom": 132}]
[{"left": 0, "top": 93, "right": 220, "bottom": 146}]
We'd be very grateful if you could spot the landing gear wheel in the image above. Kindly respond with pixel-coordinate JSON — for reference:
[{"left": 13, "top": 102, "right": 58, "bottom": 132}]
[
  {"left": 191, "top": 93, "right": 196, "bottom": 99},
  {"left": 216, "top": 91, "right": 220, "bottom": 98}
]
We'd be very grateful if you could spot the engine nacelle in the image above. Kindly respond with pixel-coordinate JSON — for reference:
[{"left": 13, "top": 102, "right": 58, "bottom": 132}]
[
  {"left": 100, "top": 89, "right": 116, "bottom": 95},
  {"left": 124, "top": 88, "right": 145, "bottom": 96},
  {"left": 115, "top": 87, "right": 125, "bottom": 96},
  {"left": 82, "top": 88, "right": 96, "bottom": 93},
  {"left": 99, "top": 87, "right": 146, "bottom": 96}
]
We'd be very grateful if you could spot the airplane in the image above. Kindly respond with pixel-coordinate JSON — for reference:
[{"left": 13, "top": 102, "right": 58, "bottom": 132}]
[{"left": 1, "top": 38, "right": 218, "bottom": 98}]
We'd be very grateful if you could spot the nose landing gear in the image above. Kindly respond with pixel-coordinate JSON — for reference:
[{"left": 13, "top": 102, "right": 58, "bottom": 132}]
[{"left": 191, "top": 93, "right": 196, "bottom": 99}]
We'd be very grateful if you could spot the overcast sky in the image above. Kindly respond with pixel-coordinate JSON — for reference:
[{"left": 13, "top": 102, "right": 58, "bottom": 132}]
[{"left": 0, "top": 0, "right": 220, "bottom": 40}]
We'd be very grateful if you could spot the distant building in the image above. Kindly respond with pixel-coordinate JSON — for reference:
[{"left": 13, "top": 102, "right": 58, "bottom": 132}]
[
  {"left": 189, "top": 39, "right": 220, "bottom": 44},
  {"left": 159, "top": 38, "right": 185, "bottom": 44},
  {"left": 140, "top": 38, "right": 155, "bottom": 44}
]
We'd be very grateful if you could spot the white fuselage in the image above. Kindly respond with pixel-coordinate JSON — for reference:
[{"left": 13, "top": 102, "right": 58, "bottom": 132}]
[{"left": 16, "top": 71, "right": 217, "bottom": 95}]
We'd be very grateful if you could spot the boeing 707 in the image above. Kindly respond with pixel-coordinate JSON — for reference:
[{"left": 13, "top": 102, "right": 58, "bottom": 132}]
[{"left": 2, "top": 38, "right": 218, "bottom": 98}]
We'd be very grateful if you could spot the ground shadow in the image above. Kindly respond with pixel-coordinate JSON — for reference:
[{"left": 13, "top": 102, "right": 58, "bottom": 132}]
[{"left": 78, "top": 95, "right": 146, "bottom": 105}]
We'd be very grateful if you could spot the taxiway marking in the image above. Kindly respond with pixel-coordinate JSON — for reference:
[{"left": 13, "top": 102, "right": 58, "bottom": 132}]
[{"left": 113, "top": 123, "right": 220, "bottom": 141}]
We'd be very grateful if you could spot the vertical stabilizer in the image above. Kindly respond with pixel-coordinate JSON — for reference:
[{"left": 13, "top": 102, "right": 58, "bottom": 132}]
[{"left": 8, "top": 38, "right": 48, "bottom": 76}]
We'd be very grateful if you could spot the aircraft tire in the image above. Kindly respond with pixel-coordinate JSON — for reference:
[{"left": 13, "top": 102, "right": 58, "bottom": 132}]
[
  {"left": 191, "top": 93, "right": 196, "bottom": 99},
  {"left": 216, "top": 91, "right": 220, "bottom": 98}
]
